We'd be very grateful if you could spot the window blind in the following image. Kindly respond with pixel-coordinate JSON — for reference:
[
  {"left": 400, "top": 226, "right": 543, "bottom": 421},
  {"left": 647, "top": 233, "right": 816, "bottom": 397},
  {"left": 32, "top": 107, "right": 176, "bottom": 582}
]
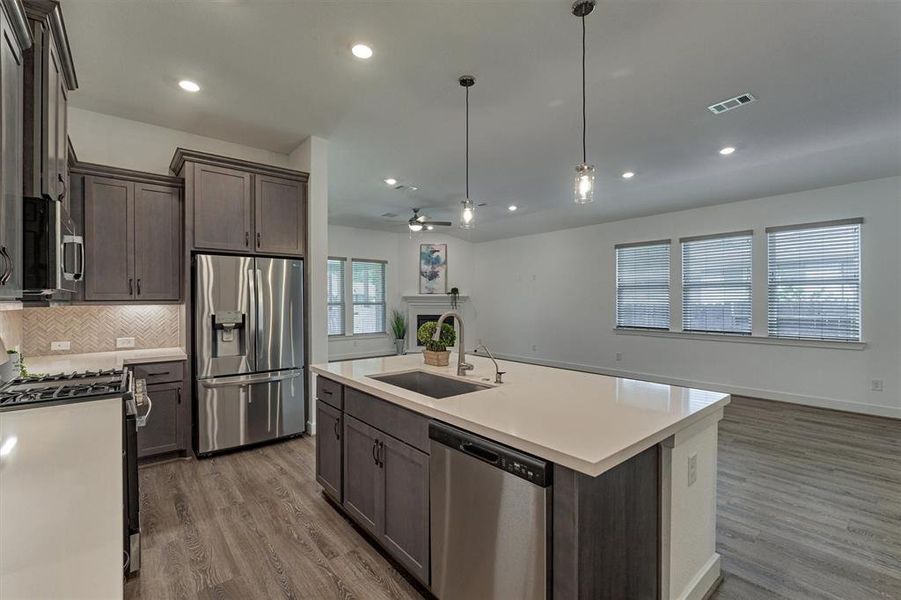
[
  {"left": 327, "top": 258, "right": 345, "bottom": 335},
  {"left": 616, "top": 241, "right": 671, "bottom": 329},
  {"left": 767, "top": 221, "right": 861, "bottom": 341},
  {"left": 352, "top": 260, "right": 386, "bottom": 334},
  {"left": 681, "top": 232, "right": 752, "bottom": 334}
]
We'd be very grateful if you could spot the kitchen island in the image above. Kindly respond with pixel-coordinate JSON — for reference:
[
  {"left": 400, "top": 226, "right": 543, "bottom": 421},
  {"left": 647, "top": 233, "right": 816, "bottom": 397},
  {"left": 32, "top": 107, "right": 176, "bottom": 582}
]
[{"left": 311, "top": 353, "right": 730, "bottom": 600}]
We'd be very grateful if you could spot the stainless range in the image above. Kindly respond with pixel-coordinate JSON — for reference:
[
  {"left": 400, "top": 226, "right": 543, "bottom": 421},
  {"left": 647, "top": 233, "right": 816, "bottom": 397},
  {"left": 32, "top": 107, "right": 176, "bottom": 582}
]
[{"left": 0, "top": 368, "right": 147, "bottom": 576}]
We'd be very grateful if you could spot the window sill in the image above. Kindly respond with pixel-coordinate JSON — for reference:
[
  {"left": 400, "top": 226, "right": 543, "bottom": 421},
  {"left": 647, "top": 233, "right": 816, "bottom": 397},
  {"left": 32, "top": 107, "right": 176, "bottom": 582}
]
[
  {"left": 613, "top": 328, "right": 867, "bottom": 350},
  {"left": 329, "top": 333, "right": 389, "bottom": 340}
]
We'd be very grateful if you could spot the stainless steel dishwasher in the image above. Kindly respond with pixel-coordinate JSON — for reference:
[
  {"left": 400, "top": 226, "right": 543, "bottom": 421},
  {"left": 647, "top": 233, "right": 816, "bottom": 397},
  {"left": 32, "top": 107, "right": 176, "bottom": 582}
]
[{"left": 429, "top": 422, "right": 552, "bottom": 600}]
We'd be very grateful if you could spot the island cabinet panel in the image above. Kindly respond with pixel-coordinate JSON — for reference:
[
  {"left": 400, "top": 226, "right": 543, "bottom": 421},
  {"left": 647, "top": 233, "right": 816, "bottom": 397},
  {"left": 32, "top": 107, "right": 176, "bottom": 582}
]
[
  {"left": 380, "top": 435, "right": 429, "bottom": 584},
  {"left": 315, "top": 401, "right": 342, "bottom": 502},
  {"left": 316, "top": 376, "right": 343, "bottom": 410},
  {"left": 83, "top": 176, "right": 133, "bottom": 301},
  {"left": 553, "top": 444, "right": 660, "bottom": 600},
  {"left": 343, "top": 414, "right": 383, "bottom": 536},
  {"left": 193, "top": 164, "right": 253, "bottom": 252},
  {"left": 254, "top": 174, "right": 305, "bottom": 255},
  {"left": 344, "top": 388, "right": 429, "bottom": 453},
  {"left": 133, "top": 183, "right": 181, "bottom": 300}
]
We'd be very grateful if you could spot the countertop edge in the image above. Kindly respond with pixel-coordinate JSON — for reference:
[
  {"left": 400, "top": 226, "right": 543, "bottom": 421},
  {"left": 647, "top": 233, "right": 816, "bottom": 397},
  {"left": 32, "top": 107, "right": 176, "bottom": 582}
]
[{"left": 311, "top": 364, "right": 731, "bottom": 477}]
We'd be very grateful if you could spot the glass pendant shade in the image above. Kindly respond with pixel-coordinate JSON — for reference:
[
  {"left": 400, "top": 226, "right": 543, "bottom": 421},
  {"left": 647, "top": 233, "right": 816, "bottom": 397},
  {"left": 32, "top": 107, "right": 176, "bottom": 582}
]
[
  {"left": 408, "top": 222, "right": 423, "bottom": 232},
  {"left": 460, "top": 198, "right": 475, "bottom": 229},
  {"left": 574, "top": 163, "right": 596, "bottom": 204}
]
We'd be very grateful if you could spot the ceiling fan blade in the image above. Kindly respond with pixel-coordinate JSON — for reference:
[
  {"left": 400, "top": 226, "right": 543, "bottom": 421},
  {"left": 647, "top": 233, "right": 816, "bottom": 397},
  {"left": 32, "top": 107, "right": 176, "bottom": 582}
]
[{"left": 423, "top": 221, "right": 453, "bottom": 227}]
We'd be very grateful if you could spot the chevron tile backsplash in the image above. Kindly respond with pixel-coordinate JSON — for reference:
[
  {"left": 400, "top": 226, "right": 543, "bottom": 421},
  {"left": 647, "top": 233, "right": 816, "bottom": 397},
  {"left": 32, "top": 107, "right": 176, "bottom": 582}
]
[{"left": 23, "top": 305, "right": 180, "bottom": 356}]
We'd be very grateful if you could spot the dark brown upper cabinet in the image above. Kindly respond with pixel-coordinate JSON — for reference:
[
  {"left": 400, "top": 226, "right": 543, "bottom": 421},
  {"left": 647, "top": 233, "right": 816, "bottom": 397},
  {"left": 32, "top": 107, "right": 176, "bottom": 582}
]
[
  {"left": 77, "top": 164, "right": 183, "bottom": 302},
  {"left": 170, "top": 148, "right": 308, "bottom": 257},
  {"left": 23, "top": 0, "right": 76, "bottom": 211},
  {"left": 0, "top": 0, "right": 31, "bottom": 300}
]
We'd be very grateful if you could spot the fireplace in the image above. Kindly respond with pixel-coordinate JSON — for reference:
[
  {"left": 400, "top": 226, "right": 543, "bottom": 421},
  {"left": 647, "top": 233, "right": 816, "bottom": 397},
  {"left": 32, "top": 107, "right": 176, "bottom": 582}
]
[{"left": 416, "top": 314, "right": 455, "bottom": 346}]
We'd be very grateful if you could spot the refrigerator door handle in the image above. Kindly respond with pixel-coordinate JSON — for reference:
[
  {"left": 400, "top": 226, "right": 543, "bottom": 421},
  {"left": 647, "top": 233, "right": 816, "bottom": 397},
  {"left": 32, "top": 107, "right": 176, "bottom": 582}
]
[
  {"left": 198, "top": 370, "right": 304, "bottom": 388},
  {"left": 255, "top": 269, "right": 265, "bottom": 359},
  {"left": 247, "top": 267, "right": 257, "bottom": 370}
]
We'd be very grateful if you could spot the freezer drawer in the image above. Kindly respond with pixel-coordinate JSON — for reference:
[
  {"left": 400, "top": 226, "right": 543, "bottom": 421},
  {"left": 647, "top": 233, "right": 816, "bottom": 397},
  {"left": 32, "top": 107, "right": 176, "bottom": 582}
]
[{"left": 195, "top": 369, "right": 305, "bottom": 454}]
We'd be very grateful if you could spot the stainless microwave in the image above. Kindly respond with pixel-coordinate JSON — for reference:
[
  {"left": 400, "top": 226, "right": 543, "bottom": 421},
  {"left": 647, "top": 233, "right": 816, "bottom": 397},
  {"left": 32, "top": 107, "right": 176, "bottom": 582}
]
[{"left": 22, "top": 196, "right": 84, "bottom": 296}]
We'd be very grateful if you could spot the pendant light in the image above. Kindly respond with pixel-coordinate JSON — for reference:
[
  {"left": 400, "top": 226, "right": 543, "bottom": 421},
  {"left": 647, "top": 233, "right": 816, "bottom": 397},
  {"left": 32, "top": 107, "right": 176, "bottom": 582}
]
[
  {"left": 572, "top": 0, "right": 596, "bottom": 204},
  {"left": 459, "top": 75, "right": 476, "bottom": 228}
]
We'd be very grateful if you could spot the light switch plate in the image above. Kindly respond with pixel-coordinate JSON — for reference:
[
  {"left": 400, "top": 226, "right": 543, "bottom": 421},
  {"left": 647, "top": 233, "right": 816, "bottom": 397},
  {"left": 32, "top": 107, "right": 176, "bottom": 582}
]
[
  {"left": 50, "top": 341, "right": 71, "bottom": 351},
  {"left": 116, "top": 337, "right": 136, "bottom": 348}
]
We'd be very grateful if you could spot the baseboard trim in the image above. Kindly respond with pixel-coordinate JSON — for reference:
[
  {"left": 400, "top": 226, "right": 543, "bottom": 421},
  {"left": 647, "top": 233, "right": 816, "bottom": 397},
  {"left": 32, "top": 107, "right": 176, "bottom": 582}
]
[
  {"left": 481, "top": 351, "right": 901, "bottom": 419},
  {"left": 678, "top": 553, "right": 721, "bottom": 600}
]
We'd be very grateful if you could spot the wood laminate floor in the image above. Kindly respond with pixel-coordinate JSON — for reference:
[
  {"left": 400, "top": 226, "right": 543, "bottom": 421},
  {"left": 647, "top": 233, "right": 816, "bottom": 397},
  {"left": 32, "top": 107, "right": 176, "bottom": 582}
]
[{"left": 126, "top": 397, "right": 901, "bottom": 600}]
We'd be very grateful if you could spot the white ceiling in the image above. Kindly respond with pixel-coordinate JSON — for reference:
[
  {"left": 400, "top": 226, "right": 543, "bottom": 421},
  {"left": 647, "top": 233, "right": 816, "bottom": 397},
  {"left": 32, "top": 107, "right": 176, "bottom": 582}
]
[{"left": 65, "top": 1, "right": 901, "bottom": 242}]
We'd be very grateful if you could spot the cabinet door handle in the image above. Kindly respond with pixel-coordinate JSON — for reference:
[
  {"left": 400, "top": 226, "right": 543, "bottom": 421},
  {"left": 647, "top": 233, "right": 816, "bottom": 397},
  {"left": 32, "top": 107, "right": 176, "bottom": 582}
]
[
  {"left": 58, "top": 173, "right": 67, "bottom": 201},
  {"left": 0, "top": 247, "right": 10, "bottom": 285},
  {"left": 136, "top": 279, "right": 142, "bottom": 295},
  {"left": 377, "top": 440, "right": 385, "bottom": 468},
  {"left": 333, "top": 419, "right": 340, "bottom": 440},
  {"left": 176, "top": 388, "right": 181, "bottom": 404},
  {"left": 245, "top": 231, "right": 250, "bottom": 247},
  {"left": 256, "top": 231, "right": 261, "bottom": 249},
  {"left": 128, "top": 278, "right": 134, "bottom": 295},
  {"left": 372, "top": 439, "right": 379, "bottom": 466}
]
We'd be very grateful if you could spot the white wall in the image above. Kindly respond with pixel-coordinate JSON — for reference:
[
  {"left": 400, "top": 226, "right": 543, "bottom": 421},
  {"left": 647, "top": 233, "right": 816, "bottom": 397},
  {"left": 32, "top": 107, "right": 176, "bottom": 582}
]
[
  {"left": 471, "top": 177, "right": 901, "bottom": 418},
  {"left": 327, "top": 226, "right": 478, "bottom": 360},
  {"left": 69, "top": 108, "right": 289, "bottom": 174}
]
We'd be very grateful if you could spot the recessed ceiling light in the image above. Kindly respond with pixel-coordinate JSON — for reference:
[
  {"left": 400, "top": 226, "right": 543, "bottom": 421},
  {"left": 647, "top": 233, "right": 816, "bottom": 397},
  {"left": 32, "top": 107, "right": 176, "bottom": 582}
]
[
  {"left": 351, "top": 44, "right": 373, "bottom": 59},
  {"left": 178, "top": 80, "right": 200, "bottom": 92},
  {"left": 384, "top": 178, "right": 397, "bottom": 186},
  {"left": 719, "top": 146, "right": 736, "bottom": 156},
  {"left": 622, "top": 171, "right": 635, "bottom": 179},
  {"left": 508, "top": 205, "right": 518, "bottom": 211}
]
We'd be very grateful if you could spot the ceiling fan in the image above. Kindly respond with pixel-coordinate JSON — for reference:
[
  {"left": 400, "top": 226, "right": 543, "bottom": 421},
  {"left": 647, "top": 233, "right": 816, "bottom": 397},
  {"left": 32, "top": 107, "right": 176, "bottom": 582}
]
[{"left": 406, "top": 208, "right": 452, "bottom": 232}]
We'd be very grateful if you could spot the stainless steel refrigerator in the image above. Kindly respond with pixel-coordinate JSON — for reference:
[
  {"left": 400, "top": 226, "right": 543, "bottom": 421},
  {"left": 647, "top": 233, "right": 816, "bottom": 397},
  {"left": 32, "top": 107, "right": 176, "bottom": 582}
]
[{"left": 194, "top": 254, "right": 305, "bottom": 455}]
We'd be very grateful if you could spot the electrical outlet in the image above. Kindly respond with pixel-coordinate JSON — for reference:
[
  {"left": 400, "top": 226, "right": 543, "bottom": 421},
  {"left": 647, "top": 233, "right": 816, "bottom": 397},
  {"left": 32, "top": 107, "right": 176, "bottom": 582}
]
[
  {"left": 615, "top": 352, "right": 623, "bottom": 362},
  {"left": 870, "top": 379, "right": 884, "bottom": 392},
  {"left": 50, "top": 341, "right": 70, "bottom": 351},
  {"left": 116, "top": 337, "right": 136, "bottom": 349},
  {"left": 687, "top": 453, "right": 698, "bottom": 486}
]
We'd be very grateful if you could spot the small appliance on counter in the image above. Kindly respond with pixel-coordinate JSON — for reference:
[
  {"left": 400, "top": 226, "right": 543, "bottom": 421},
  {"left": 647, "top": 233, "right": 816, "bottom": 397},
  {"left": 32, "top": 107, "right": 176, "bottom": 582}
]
[
  {"left": 0, "top": 367, "right": 147, "bottom": 578},
  {"left": 193, "top": 254, "right": 305, "bottom": 456}
]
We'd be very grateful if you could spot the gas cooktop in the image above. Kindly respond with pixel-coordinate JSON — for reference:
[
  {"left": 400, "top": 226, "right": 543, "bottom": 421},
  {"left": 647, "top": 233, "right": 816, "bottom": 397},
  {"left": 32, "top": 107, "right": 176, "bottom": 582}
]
[{"left": 0, "top": 369, "right": 129, "bottom": 407}]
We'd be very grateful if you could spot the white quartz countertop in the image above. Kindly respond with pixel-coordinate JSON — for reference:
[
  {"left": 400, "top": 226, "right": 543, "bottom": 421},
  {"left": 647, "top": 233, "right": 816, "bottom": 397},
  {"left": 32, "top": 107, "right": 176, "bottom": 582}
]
[
  {"left": 312, "top": 353, "right": 730, "bottom": 477},
  {"left": 25, "top": 347, "right": 187, "bottom": 375}
]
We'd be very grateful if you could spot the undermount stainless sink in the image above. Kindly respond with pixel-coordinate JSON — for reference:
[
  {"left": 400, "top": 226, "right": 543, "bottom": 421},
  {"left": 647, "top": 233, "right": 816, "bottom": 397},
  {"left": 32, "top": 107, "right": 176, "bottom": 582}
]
[{"left": 369, "top": 370, "right": 492, "bottom": 399}]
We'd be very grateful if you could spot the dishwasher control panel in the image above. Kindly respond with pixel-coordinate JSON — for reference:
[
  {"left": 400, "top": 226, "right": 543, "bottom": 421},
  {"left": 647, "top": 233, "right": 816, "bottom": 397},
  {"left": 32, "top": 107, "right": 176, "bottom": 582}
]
[{"left": 429, "top": 422, "right": 552, "bottom": 486}]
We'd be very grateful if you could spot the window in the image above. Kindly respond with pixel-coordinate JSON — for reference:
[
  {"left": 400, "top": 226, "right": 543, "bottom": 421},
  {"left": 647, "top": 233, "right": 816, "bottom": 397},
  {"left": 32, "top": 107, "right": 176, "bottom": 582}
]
[
  {"left": 681, "top": 232, "right": 752, "bottom": 334},
  {"left": 767, "top": 219, "right": 861, "bottom": 341},
  {"left": 327, "top": 258, "right": 345, "bottom": 336},
  {"left": 352, "top": 260, "right": 386, "bottom": 334},
  {"left": 615, "top": 241, "right": 671, "bottom": 329}
]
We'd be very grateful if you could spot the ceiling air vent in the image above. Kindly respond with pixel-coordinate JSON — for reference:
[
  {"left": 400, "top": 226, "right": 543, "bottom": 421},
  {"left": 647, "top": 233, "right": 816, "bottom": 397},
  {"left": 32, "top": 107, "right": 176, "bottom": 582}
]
[{"left": 707, "top": 92, "right": 757, "bottom": 115}]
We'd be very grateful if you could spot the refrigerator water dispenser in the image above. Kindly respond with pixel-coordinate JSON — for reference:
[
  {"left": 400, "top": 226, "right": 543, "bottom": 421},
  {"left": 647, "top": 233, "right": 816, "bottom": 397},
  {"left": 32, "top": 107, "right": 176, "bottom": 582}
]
[{"left": 212, "top": 311, "right": 246, "bottom": 357}]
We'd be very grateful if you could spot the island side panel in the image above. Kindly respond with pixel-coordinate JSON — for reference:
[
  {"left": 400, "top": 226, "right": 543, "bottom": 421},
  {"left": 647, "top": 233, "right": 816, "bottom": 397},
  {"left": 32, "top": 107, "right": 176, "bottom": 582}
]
[{"left": 553, "top": 445, "right": 660, "bottom": 600}]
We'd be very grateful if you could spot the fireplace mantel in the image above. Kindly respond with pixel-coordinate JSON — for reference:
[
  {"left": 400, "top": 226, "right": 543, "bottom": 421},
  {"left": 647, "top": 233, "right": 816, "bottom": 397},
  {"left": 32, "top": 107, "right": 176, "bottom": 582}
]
[
  {"left": 403, "top": 294, "right": 469, "bottom": 352},
  {"left": 402, "top": 294, "right": 469, "bottom": 303}
]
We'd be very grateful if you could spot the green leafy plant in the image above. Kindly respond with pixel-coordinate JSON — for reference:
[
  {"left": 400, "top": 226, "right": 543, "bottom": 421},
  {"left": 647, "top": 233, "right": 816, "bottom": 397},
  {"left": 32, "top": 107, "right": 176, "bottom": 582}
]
[
  {"left": 389, "top": 308, "right": 407, "bottom": 340},
  {"left": 417, "top": 321, "right": 456, "bottom": 352}
]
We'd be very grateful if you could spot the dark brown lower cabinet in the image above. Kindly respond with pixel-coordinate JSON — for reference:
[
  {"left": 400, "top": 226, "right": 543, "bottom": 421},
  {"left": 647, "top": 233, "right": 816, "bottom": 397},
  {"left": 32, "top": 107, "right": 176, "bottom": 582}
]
[
  {"left": 137, "top": 381, "right": 182, "bottom": 458},
  {"left": 343, "top": 415, "right": 383, "bottom": 535},
  {"left": 380, "top": 435, "right": 430, "bottom": 583},
  {"left": 341, "top": 414, "right": 430, "bottom": 585},
  {"left": 315, "top": 402, "right": 342, "bottom": 502}
]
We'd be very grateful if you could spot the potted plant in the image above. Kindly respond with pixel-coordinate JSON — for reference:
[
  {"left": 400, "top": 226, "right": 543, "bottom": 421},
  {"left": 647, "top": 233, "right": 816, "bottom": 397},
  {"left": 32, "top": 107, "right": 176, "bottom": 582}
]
[
  {"left": 389, "top": 308, "right": 407, "bottom": 355},
  {"left": 447, "top": 286, "right": 460, "bottom": 309},
  {"left": 417, "top": 321, "right": 456, "bottom": 367}
]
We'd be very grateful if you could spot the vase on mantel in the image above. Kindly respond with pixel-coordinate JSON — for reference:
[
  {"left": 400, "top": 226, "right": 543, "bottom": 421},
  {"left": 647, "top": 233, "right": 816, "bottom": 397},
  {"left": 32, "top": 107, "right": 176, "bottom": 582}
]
[{"left": 423, "top": 349, "right": 450, "bottom": 367}]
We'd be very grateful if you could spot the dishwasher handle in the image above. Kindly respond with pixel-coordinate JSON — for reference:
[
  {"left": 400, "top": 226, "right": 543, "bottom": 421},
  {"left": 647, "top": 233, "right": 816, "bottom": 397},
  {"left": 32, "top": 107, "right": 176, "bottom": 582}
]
[{"left": 429, "top": 421, "right": 552, "bottom": 487}]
